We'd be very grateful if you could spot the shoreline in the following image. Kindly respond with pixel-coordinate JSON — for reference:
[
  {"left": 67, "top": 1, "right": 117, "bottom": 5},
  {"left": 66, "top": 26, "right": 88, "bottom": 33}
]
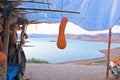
[
  {"left": 58, "top": 47, "right": 120, "bottom": 65},
  {"left": 58, "top": 38, "right": 120, "bottom": 65},
  {"left": 58, "top": 56, "right": 106, "bottom": 65}
]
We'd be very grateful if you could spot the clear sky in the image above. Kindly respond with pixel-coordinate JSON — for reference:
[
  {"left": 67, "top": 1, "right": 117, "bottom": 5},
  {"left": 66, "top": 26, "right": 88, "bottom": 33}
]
[{"left": 25, "top": 22, "right": 120, "bottom": 35}]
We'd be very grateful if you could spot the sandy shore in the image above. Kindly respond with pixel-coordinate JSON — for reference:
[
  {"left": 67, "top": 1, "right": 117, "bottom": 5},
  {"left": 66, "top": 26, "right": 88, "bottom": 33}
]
[{"left": 25, "top": 47, "right": 120, "bottom": 80}]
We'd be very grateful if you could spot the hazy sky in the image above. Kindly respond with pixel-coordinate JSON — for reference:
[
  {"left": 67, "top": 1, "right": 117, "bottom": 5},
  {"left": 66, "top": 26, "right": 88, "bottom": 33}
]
[{"left": 25, "top": 22, "right": 120, "bottom": 35}]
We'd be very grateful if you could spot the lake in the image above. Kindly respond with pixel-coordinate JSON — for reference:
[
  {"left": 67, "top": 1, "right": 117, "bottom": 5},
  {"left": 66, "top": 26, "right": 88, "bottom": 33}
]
[{"left": 23, "top": 38, "right": 120, "bottom": 63}]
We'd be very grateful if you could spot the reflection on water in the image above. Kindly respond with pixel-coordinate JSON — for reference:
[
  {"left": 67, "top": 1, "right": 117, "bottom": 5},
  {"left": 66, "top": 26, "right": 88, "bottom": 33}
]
[{"left": 23, "top": 38, "right": 120, "bottom": 63}]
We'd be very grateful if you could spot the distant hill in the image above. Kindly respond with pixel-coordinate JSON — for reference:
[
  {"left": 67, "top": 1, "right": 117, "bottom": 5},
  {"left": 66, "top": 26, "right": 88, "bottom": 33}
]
[
  {"left": 66, "top": 33, "right": 120, "bottom": 43},
  {"left": 27, "top": 33, "right": 57, "bottom": 38},
  {"left": 27, "top": 33, "right": 120, "bottom": 43}
]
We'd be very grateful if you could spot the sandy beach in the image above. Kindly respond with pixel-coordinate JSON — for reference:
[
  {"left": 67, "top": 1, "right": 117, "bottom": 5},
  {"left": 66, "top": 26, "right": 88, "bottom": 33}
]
[{"left": 24, "top": 46, "right": 120, "bottom": 80}]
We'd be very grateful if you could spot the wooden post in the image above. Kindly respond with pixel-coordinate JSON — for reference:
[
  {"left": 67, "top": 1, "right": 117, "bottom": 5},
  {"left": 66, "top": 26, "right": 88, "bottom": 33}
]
[
  {"left": 0, "top": 16, "right": 11, "bottom": 80},
  {"left": 106, "top": 28, "right": 112, "bottom": 79}
]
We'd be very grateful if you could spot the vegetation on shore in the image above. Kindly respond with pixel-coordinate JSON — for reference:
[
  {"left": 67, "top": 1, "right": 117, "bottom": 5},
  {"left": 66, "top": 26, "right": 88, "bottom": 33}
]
[
  {"left": 95, "top": 59, "right": 106, "bottom": 64},
  {"left": 27, "top": 58, "right": 49, "bottom": 64},
  {"left": 95, "top": 47, "right": 120, "bottom": 65}
]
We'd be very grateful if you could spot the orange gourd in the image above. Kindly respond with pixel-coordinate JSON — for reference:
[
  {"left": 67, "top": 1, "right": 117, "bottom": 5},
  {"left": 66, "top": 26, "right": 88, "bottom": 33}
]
[
  {"left": 0, "top": 24, "right": 3, "bottom": 32},
  {"left": 0, "top": 51, "right": 6, "bottom": 63},
  {"left": 57, "top": 17, "right": 68, "bottom": 49}
]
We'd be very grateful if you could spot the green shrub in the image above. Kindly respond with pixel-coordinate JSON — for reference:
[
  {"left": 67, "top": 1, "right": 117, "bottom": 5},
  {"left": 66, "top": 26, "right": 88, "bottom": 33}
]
[
  {"left": 27, "top": 58, "right": 49, "bottom": 64},
  {"left": 95, "top": 59, "right": 106, "bottom": 64}
]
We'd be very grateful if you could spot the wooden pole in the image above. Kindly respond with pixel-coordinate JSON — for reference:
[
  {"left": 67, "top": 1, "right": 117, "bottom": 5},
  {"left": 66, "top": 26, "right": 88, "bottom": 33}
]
[
  {"left": 15, "top": 8, "right": 80, "bottom": 14},
  {"left": 106, "top": 28, "right": 112, "bottom": 79},
  {"left": 0, "top": 16, "right": 11, "bottom": 80},
  {"left": 7, "top": 1, "right": 51, "bottom": 5}
]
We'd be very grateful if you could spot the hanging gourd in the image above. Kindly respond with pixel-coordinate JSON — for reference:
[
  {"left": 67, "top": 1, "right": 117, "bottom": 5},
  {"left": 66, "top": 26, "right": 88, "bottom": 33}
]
[
  {"left": 13, "top": 24, "right": 18, "bottom": 44},
  {"left": 57, "top": 17, "right": 68, "bottom": 49},
  {"left": 21, "top": 31, "right": 25, "bottom": 44},
  {"left": 0, "top": 51, "right": 6, "bottom": 63},
  {"left": 0, "top": 24, "right": 3, "bottom": 32},
  {"left": 21, "top": 25, "right": 26, "bottom": 44}
]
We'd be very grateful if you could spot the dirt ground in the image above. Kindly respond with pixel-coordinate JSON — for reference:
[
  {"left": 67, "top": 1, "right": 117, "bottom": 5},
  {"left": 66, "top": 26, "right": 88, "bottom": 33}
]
[
  {"left": 24, "top": 47, "right": 120, "bottom": 80},
  {"left": 25, "top": 63, "right": 115, "bottom": 80}
]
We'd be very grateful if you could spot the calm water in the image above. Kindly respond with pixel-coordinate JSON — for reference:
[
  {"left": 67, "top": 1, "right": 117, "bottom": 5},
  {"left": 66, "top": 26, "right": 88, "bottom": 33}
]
[{"left": 23, "top": 38, "right": 120, "bottom": 63}]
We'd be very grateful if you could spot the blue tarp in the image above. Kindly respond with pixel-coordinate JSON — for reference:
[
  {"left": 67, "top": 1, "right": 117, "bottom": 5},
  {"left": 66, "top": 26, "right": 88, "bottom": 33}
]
[
  {"left": 18, "top": 0, "right": 120, "bottom": 31},
  {"left": 7, "top": 64, "right": 20, "bottom": 80}
]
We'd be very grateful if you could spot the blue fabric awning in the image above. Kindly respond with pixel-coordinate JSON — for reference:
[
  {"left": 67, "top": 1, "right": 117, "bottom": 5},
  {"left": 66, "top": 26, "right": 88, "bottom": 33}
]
[{"left": 18, "top": 0, "right": 120, "bottom": 31}]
